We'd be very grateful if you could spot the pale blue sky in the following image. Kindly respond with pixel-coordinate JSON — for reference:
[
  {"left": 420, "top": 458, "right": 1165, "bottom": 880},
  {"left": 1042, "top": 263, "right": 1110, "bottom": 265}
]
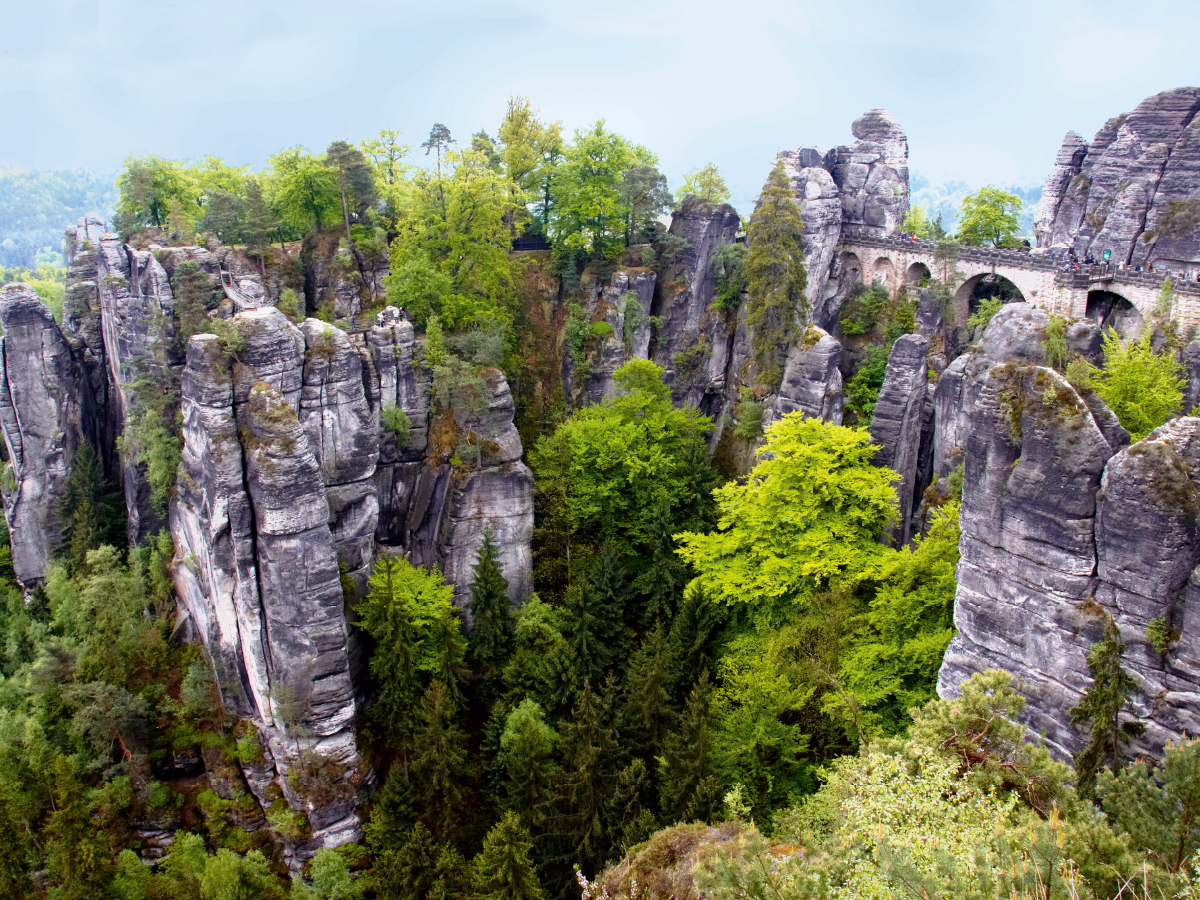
[{"left": 1, "top": 0, "right": 1197, "bottom": 210}]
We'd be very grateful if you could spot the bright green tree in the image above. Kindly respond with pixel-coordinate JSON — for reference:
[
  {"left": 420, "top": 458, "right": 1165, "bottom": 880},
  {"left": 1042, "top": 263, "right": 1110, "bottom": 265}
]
[
  {"left": 548, "top": 121, "right": 640, "bottom": 263},
  {"left": 1071, "top": 613, "right": 1146, "bottom": 800},
  {"left": 957, "top": 185, "right": 1023, "bottom": 248},
  {"left": 200, "top": 848, "right": 279, "bottom": 900},
  {"left": 676, "top": 163, "right": 730, "bottom": 204},
  {"left": 1089, "top": 329, "right": 1185, "bottom": 441},
  {"left": 745, "top": 160, "right": 807, "bottom": 386},
  {"left": 354, "top": 555, "right": 463, "bottom": 771},
  {"left": 115, "top": 155, "right": 196, "bottom": 231},
  {"left": 266, "top": 147, "right": 341, "bottom": 236},
  {"left": 385, "top": 147, "right": 518, "bottom": 328},
  {"left": 676, "top": 414, "right": 898, "bottom": 625},
  {"left": 290, "top": 848, "right": 361, "bottom": 900},
  {"left": 324, "top": 140, "right": 378, "bottom": 242},
  {"left": 472, "top": 812, "right": 547, "bottom": 900},
  {"left": 529, "top": 360, "right": 714, "bottom": 562},
  {"left": 498, "top": 699, "right": 559, "bottom": 830},
  {"left": 838, "top": 503, "right": 961, "bottom": 735},
  {"left": 498, "top": 95, "right": 563, "bottom": 232}
]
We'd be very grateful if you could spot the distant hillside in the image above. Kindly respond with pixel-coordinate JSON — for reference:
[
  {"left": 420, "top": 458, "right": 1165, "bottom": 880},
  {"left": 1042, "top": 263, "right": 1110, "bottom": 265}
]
[
  {"left": 910, "top": 172, "right": 1042, "bottom": 238},
  {"left": 0, "top": 170, "right": 116, "bottom": 267}
]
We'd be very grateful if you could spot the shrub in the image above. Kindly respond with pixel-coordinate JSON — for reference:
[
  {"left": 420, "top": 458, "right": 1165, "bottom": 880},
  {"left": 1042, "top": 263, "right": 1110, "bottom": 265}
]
[
  {"left": 968, "top": 296, "right": 1004, "bottom": 333},
  {"left": 1089, "top": 329, "right": 1185, "bottom": 441},
  {"left": 844, "top": 342, "right": 891, "bottom": 424},
  {"left": 276, "top": 288, "right": 302, "bottom": 321},
  {"left": 382, "top": 402, "right": 412, "bottom": 446}
]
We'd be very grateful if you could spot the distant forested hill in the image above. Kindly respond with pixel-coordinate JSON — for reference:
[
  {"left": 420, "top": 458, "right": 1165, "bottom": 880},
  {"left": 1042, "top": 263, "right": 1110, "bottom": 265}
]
[
  {"left": 0, "top": 169, "right": 116, "bottom": 266},
  {"left": 910, "top": 172, "right": 1042, "bottom": 238}
]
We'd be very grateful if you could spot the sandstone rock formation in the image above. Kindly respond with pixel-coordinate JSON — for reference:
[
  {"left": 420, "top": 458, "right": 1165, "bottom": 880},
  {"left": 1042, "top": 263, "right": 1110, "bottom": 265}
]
[
  {"left": 1035, "top": 87, "right": 1200, "bottom": 268},
  {"left": 567, "top": 268, "right": 657, "bottom": 405},
  {"left": 779, "top": 109, "right": 909, "bottom": 328},
  {"left": 0, "top": 285, "right": 95, "bottom": 583},
  {"left": 868, "top": 333, "right": 929, "bottom": 545},
  {"left": 767, "top": 326, "right": 844, "bottom": 425}
]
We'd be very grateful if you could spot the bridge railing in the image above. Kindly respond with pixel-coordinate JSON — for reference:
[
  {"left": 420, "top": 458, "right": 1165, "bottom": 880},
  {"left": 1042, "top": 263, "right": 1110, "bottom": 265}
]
[{"left": 836, "top": 227, "right": 1200, "bottom": 295}]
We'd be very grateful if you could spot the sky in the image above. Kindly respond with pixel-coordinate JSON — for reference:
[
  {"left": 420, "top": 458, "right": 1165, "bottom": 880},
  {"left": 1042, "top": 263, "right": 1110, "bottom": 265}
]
[{"left": 1, "top": 0, "right": 1198, "bottom": 212}]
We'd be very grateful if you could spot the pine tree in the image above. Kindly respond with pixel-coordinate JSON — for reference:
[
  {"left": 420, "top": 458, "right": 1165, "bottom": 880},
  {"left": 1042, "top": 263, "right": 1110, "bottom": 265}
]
[
  {"left": 1071, "top": 614, "right": 1146, "bottom": 799},
  {"left": 373, "top": 823, "right": 438, "bottom": 900},
  {"left": 563, "top": 544, "right": 628, "bottom": 685},
  {"left": 744, "top": 159, "right": 807, "bottom": 387},
  {"left": 468, "top": 527, "right": 514, "bottom": 702},
  {"left": 607, "top": 758, "right": 658, "bottom": 849},
  {"left": 621, "top": 624, "right": 674, "bottom": 758},
  {"left": 498, "top": 698, "right": 559, "bottom": 830},
  {"left": 659, "top": 671, "right": 722, "bottom": 824},
  {"left": 56, "top": 439, "right": 124, "bottom": 573},
  {"left": 472, "top": 812, "right": 547, "bottom": 900},
  {"left": 411, "top": 681, "right": 470, "bottom": 842},
  {"left": 242, "top": 178, "right": 276, "bottom": 278},
  {"left": 630, "top": 501, "right": 687, "bottom": 627},
  {"left": 543, "top": 678, "right": 626, "bottom": 891},
  {"left": 666, "top": 584, "right": 723, "bottom": 706}
]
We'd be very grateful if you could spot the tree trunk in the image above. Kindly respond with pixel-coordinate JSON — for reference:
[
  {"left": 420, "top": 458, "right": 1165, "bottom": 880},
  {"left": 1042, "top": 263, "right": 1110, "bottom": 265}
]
[{"left": 341, "top": 186, "right": 353, "bottom": 244}]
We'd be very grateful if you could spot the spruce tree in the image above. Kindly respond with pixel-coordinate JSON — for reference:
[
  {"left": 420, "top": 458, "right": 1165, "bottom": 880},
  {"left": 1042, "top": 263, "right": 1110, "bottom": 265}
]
[
  {"left": 56, "top": 439, "right": 124, "bottom": 573},
  {"left": 630, "top": 501, "right": 687, "bottom": 627},
  {"left": 411, "top": 680, "right": 470, "bottom": 843},
  {"left": 373, "top": 822, "right": 438, "bottom": 900},
  {"left": 562, "top": 547, "right": 630, "bottom": 690},
  {"left": 621, "top": 623, "right": 674, "bottom": 758},
  {"left": 472, "top": 812, "right": 547, "bottom": 900},
  {"left": 659, "top": 671, "right": 722, "bottom": 823},
  {"left": 498, "top": 698, "right": 559, "bottom": 830},
  {"left": 607, "top": 758, "right": 658, "bottom": 848},
  {"left": 744, "top": 159, "right": 807, "bottom": 387},
  {"left": 1071, "top": 614, "right": 1146, "bottom": 799},
  {"left": 666, "top": 584, "right": 723, "bottom": 706},
  {"left": 544, "top": 678, "right": 626, "bottom": 891},
  {"left": 468, "top": 527, "right": 514, "bottom": 702}
]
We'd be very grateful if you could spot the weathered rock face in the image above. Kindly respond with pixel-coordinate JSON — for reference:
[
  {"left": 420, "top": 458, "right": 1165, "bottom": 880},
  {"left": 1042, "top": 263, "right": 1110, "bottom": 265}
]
[
  {"left": 931, "top": 304, "right": 1103, "bottom": 478},
  {"left": 779, "top": 109, "right": 909, "bottom": 330},
  {"left": 1035, "top": 87, "right": 1200, "bottom": 268},
  {"left": 302, "top": 232, "right": 386, "bottom": 318},
  {"left": 767, "top": 326, "right": 844, "bottom": 425},
  {"left": 869, "top": 333, "right": 929, "bottom": 545},
  {"left": 0, "top": 286, "right": 96, "bottom": 583},
  {"left": 170, "top": 312, "right": 363, "bottom": 855},
  {"left": 940, "top": 385, "right": 1200, "bottom": 758},
  {"left": 937, "top": 364, "right": 1117, "bottom": 756},
  {"left": 567, "top": 268, "right": 658, "bottom": 405},
  {"left": 652, "top": 195, "right": 741, "bottom": 408}
]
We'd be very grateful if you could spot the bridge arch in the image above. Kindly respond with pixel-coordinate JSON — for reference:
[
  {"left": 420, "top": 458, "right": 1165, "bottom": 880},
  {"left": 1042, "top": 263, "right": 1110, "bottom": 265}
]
[
  {"left": 1087, "top": 289, "right": 1143, "bottom": 337},
  {"left": 872, "top": 256, "right": 897, "bottom": 288},
  {"left": 905, "top": 262, "right": 931, "bottom": 286},
  {"left": 953, "top": 272, "right": 1027, "bottom": 325}
]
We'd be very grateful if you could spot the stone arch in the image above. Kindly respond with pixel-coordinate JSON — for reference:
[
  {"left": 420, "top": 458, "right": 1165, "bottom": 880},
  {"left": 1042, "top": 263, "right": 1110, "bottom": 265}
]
[
  {"left": 905, "top": 262, "right": 931, "bottom": 285},
  {"left": 952, "top": 272, "right": 1027, "bottom": 325},
  {"left": 872, "top": 256, "right": 897, "bottom": 288},
  {"left": 1087, "top": 289, "right": 1143, "bottom": 337}
]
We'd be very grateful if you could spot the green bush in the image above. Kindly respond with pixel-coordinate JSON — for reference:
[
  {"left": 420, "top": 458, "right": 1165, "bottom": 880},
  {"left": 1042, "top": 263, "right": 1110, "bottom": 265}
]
[
  {"left": 1089, "top": 329, "right": 1185, "bottom": 441},
  {"left": 382, "top": 402, "right": 412, "bottom": 447},
  {"left": 968, "top": 297, "right": 1004, "bottom": 333},
  {"left": 844, "top": 342, "right": 891, "bottom": 424}
]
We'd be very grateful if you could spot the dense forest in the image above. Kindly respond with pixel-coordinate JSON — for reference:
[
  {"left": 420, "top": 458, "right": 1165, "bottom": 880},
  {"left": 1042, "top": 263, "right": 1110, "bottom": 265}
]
[
  {"left": 0, "top": 94, "right": 1196, "bottom": 900},
  {"left": 0, "top": 169, "right": 117, "bottom": 267}
]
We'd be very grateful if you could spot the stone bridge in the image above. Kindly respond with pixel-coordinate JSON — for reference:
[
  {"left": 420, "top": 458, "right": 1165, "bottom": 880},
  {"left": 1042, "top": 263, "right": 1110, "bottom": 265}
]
[{"left": 836, "top": 229, "right": 1200, "bottom": 335}]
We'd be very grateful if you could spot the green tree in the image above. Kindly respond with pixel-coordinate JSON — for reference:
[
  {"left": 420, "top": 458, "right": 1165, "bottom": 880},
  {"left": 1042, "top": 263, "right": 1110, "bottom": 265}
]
[
  {"left": 324, "top": 141, "right": 378, "bottom": 242},
  {"left": 354, "top": 555, "right": 462, "bottom": 772},
  {"left": 548, "top": 121, "right": 639, "bottom": 264},
  {"left": 1071, "top": 613, "right": 1146, "bottom": 800},
  {"left": 676, "top": 163, "right": 730, "bottom": 204},
  {"left": 115, "top": 155, "right": 196, "bottom": 231},
  {"left": 957, "top": 185, "right": 1023, "bottom": 248},
  {"left": 472, "top": 813, "right": 547, "bottom": 900},
  {"left": 497, "top": 96, "right": 563, "bottom": 232},
  {"left": 56, "top": 439, "right": 124, "bottom": 573},
  {"left": 242, "top": 179, "right": 277, "bottom": 274},
  {"left": 619, "top": 164, "right": 672, "bottom": 245},
  {"left": 676, "top": 414, "right": 897, "bottom": 625},
  {"left": 411, "top": 680, "right": 470, "bottom": 842},
  {"left": 837, "top": 503, "right": 960, "bottom": 736},
  {"left": 744, "top": 160, "right": 807, "bottom": 386},
  {"left": 291, "top": 847, "right": 361, "bottom": 900},
  {"left": 658, "top": 671, "right": 722, "bottom": 824},
  {"left": 621, "top": 624, "right": 674, "bottom": 758},
  {"left": 172, "top": 259, "right": 220, "bottom": 346},
  {"left": 421, "top": 124, "right": 455, "bottom": 179},
  {"left": 529, "top": 360, "right": 714, "bottom": 564},
  {"left": 467, "top": 528, "right": 514, "bottom": 702},
  {"left": 498, "top": 699, "right": 559, "bottom": 830},
  {"left": 266, "top": 147, "right": 341, "bottom": 236},
  {"left": 1089, "top": 329, "right": 1185, "bottom": 441},
  {"left": 1097, "top": 736, "right": 1200, "bottom": 873}
]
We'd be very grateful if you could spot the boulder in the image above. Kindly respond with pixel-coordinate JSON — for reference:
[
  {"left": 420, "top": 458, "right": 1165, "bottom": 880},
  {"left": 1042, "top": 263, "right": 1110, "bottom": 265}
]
[{"left": 768, "top": 326, "right": 844, "bottom": 425}]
